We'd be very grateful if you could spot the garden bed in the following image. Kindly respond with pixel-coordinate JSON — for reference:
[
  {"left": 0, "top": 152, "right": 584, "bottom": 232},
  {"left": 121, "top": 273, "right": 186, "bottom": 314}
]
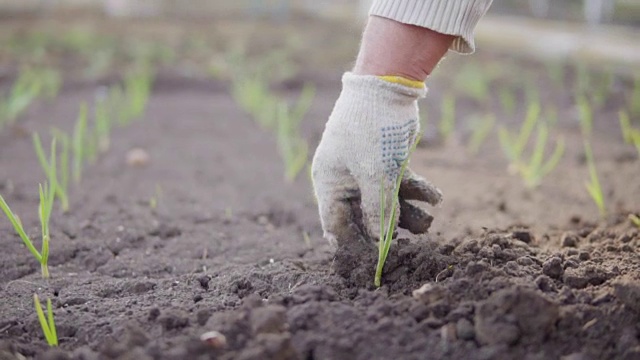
[{"left": 1, "top": 17, "right": 640, "bottom": 360}]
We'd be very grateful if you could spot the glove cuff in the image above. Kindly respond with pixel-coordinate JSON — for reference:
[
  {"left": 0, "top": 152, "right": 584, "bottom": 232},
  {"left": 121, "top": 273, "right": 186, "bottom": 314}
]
[{"left": 342, "top": 72, "right": 427, "bottom": 102}]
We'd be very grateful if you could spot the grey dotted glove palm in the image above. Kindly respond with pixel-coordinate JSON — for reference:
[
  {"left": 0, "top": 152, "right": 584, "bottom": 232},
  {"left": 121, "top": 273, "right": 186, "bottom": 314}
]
[{"left": 311, "top": 73, "right": 443, "bottom": 247}]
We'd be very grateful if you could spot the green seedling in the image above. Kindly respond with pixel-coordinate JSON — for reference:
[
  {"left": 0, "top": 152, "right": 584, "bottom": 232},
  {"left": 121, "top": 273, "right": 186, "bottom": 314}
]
[
  {"left": 454, "top": 63, "right": 489, "bottom": 103},
  {"left": 439, "top": 93, "right": 456, "bottom": 141},
  {"left": 630, "top": 75, "right": 640, "bottom": 117},
  {"left": 619, "top": 111, "right": 640, "bottom": 156},
  {"left": 233, "top": 75, "right": 277, "bottom": 129},
  {"left": 546, "top": 105, "right": 558, "bottom": 126},
  {"left": 73, "top": 103, "right": 88, "bottom": 183},
  {"left": 375, "top": 136, "right": 420, "bottom": 288},
  {"left": 85, "top": 130, "right": 98, "bottom": 165},
  {"left": 108, "top": 85, "right": 128, "bottom": 126},
  {"left": 498, "top": 86, "right": 517, "bottom": 116},
  {"left": 84, "top": 48, "right": 115, "bottom": 79},
  {"left": 498, "top": 102, "right": 540, "bottom": 172},
  {"left": 276, "top": 84, "right": 315, "bottom": 181},
  {"left": 467, "top": 114, "right": 495, "bottom": 155},
  {"left": 37, "top": 68, "right": 62, "bottom": 100},
  {"left": 94, "top": 98, "right": 111, "bottom": 153},
  {"left": 524, "top": 79, "right": 540, "bottom": 106},
  {"left": 275, "top": 102, "right": 308, "bottom": 182},
  {"left": 583, "top": 140, "right": 606, "bottom": 218},
  {"left": 125, "top": 70, "right": 153, "bottom": 120},
  {"left": 629, "top": 214, "right": 640, "bottom": 228},
  {"left": 577, "top": 95, "right": 593, "bottom": 136},
  {"left": 33, "top": 133, "right": 69, "bottom": 212},
  {"left": 127, "top": 41, "right": 176, "bottom": 70},
  {"left": 0, "top": 177, "right": 56, "bottom": 278},
  {"left": 51, "top": 129, "right": 70, "bottom": 206},
  {"left": 0, "top": 70, "right": 39, "bottom": 126},
  {"left": 149, "top": 184, "right": 162, "bottom": 210},
  {"left": 302, "top": 231, "right": 312, "bottom": 248},
  {"left": 34, "top": 294, "right": 58, "bottom": 346},
  {"left": 0, "top": 68, "right": 61, "bottom": 127},
  {"left": 226, "top": 52, "right": 312, "bottom": 181},
  {"left": 546, "top": 61, "right": 565, "bottom": 88},
  {"left": 575, "top": 62, "right": 591, "bottom": 99},
  {"left": 516, "top": 122, "right": 565, "bottom": 188},
  {"left": 620, "top": 110, "right": 633, "bottom": 143},
  {"left": 591, "top": 69, "right": 613, "bottom": 109},
  {"left": 290, "top": 83, "right": 316, "bottom": 123}
]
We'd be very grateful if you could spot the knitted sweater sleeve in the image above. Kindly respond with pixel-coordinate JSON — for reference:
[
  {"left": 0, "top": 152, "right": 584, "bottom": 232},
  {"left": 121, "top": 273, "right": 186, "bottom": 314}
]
[{"left": 369, "top": 0, "right": 493, "bottom": 54}]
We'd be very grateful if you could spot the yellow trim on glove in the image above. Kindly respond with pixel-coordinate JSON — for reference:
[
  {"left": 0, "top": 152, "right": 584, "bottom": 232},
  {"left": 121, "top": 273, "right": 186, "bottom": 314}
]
[{"left": 378, "top": 76, "right": 425, "bottom": 89}]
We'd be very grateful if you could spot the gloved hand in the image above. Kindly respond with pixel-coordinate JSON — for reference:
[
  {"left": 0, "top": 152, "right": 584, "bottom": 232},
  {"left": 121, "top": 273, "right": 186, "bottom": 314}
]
[{"left": 312, "top": 72, "right": 443, "bottom": 247}]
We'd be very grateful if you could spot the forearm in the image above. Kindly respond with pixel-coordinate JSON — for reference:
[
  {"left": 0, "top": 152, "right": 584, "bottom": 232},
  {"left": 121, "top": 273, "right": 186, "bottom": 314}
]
[
  {"left": 370, "top": 0, "right": 493, "bottom": 54},
  {"left": 354, "top": 0, "right": 493, "bottom": 81},
  {"left": 353, "top": 16, "right": 454, "bottom": 81}
]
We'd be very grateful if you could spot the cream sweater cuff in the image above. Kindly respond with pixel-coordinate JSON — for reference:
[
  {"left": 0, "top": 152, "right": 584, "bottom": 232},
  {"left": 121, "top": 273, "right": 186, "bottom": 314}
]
[{"left": 369, "top": 0, "right": 493, "bottom": 54}]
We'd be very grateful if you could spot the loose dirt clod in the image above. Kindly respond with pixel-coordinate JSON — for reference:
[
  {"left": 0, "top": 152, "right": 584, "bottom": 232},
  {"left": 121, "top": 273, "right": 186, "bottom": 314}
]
[
  {"left": 474, "top": 287, "right": 559, "bottom": 346},
  {"left": 561, "top": 232, "right": 579, "bottom": 247},
  {"left": 455, "top": 318, "right": 475, "bottom": 341},
  {"left": 250, "top": 305, "right": 288, "bottom": 334},
  {"left": 543, "top": 257, "right": 564, "bottom": 278},
  {"left": 613, "top": 278, "right": 640, "bottom": 313}
]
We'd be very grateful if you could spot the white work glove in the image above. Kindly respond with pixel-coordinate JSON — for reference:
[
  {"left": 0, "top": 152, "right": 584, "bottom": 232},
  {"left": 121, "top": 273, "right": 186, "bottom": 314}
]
[{"left": 312, "top": 72, "right": 443, "bottom": 247}]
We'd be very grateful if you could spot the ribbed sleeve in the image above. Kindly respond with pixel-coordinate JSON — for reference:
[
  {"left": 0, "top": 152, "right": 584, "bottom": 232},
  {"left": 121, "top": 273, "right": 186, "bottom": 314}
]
[{"left": 369, "top": 0, "right": 493, "bottom": 54}]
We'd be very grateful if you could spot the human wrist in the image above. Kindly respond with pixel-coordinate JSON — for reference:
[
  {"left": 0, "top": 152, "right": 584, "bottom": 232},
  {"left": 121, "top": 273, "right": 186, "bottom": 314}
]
[{"left": 353, "top": 16, "right": 454, "bottom": 81}]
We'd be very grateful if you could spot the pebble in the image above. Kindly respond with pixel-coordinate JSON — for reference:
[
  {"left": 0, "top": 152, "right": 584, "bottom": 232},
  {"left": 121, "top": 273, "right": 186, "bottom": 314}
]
[
  {"left": 200, "top": 331, "right": 227, "bottom": 349},
  {"left": 126, "top": 148, "right": 150, "bottom": 167},
  {"left": 412, "top": 283, "right": 447, "bottom": 304}
]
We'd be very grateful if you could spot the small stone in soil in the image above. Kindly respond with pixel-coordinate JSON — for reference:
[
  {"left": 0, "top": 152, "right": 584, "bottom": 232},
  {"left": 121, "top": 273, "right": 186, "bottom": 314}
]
[
  {"left": 126, "top": 148, "right": 150, "bottom": 167},
  {"left": 412, "top": 283, "right": 447, "bottom": 304},
  {"left": 200, "top": 331, "right": 227, "bottom": 349},
  {"left": 198, "top": 275, "right": 210, "bottom": 290}
]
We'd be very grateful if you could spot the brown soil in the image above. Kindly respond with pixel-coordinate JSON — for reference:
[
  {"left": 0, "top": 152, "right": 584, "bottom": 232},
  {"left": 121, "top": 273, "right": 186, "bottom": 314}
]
[{"left": 1, "top": 22, "right": 640, "bottom": 360}]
